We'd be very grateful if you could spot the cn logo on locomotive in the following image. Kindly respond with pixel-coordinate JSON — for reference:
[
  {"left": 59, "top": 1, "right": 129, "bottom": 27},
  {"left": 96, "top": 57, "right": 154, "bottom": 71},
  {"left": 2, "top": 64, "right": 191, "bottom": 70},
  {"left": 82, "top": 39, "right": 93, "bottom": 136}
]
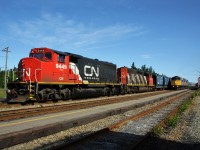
[{"left": 84, "top": 65, "right": 99, "bottom": 77}]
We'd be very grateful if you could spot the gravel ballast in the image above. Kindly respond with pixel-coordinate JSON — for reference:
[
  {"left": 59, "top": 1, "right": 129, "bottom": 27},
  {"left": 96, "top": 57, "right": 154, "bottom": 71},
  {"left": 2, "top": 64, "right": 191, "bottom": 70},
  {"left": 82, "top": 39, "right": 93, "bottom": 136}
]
[
  {"left": 3, "top": 95, "right": 177, "bottom": 150},
  {"left": 136, "top": 95, "right": 200, "bottom": 150},
  {"left": 3, "top": 91, "right": 198, "bottom": 150}
]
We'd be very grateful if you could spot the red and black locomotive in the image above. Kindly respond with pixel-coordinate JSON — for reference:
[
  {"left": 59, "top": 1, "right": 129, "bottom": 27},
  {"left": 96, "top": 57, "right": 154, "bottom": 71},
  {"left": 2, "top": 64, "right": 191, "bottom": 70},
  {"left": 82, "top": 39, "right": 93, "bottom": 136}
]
[{"left": 7, "top": 47, "right": 162, "bottom": 103}]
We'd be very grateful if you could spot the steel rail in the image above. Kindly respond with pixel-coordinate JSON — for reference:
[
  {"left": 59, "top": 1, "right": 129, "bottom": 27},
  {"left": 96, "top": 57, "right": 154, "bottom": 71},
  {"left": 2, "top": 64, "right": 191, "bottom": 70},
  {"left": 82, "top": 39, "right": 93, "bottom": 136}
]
[
  {"left": 0, "top": 91, "right": 170, "bottom": 122},
  {"left": 53, "top": 90, "right": 192, "bottom": 150}
]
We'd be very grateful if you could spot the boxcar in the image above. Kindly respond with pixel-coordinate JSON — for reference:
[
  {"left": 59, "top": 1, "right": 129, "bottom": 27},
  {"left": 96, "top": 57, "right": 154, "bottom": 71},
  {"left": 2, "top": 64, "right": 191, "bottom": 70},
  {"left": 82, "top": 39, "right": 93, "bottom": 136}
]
[{"left": 154, "top": 74, "right": 164, "bottom": 89}]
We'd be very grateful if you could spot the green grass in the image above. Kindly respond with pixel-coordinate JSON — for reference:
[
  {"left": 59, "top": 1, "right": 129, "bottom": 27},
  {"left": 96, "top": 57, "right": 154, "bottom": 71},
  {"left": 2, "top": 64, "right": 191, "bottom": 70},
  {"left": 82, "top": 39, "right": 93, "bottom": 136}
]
[
  {"left": 152, "top": 125, "right": 164, "bottom": 136},
  {"left": 0, "top": 89, "right": 6, "bottom": 98},
  {"left": 153, "top": 89, "right": 200, "bottom": 136},
  {"left": 178, "top": 99, "right": 193, "bottom": 113},
  {"left": 166, "top": 114, "right": 179, "bottom": 127}
]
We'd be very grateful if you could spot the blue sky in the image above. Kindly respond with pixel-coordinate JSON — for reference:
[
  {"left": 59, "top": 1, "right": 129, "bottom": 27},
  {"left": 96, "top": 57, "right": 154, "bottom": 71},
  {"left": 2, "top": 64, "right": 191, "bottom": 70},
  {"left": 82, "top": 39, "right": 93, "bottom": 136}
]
[{"left": 0, "top": 0, "right": 199, "bottom": 83}]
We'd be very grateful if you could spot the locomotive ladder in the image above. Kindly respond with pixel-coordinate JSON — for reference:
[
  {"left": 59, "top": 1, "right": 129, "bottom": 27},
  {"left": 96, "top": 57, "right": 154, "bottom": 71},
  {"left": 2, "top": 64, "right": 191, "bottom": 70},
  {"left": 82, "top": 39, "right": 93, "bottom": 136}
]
[
  {"left": 29, "top": 83, "right": 35, "bottom": 98},
  {"left": 28, "top": 82, "right": 38, "bottom": 100},
  {"left": 28, "top": 68, "right": 40, "bottom": 100}
]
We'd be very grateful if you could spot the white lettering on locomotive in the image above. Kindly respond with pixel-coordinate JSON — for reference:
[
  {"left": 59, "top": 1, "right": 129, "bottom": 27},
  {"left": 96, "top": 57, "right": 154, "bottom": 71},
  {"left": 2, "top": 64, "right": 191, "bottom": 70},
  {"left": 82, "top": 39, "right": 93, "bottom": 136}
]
[
  {"left": 25, "top": 68, "right": 30, "bottom": 77},
  {"left": 56, "top": 64, "right": 67, "bottom": 69},
  {"left": 84, "top": 65, "right": 99, "bottom": 77}
]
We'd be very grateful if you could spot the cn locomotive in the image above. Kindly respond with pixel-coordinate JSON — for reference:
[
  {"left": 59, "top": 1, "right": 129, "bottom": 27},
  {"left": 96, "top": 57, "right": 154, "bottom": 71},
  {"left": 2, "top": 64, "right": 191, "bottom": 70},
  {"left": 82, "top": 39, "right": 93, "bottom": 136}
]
[{"left": 6, "top": 47, "right": 185, "bottom": 103}]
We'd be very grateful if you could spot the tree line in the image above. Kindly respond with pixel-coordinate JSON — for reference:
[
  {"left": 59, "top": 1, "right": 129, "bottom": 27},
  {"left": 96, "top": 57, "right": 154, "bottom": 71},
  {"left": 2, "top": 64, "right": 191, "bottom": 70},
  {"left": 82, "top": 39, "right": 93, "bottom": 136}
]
[
  {"left": 131, "top": 62, "right": 156, "bottom": 75},
  {"left": 0, "top": 67, "right": 17, "bottom": 89}
]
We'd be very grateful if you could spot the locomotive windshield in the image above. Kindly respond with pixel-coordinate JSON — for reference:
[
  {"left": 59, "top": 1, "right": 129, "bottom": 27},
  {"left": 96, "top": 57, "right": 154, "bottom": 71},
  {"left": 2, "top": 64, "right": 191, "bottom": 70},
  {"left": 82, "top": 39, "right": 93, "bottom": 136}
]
[
  {"left": 29, "top": 52, "right": 52, "bottom": 61},
  {"left": 171, "top": 76, "right": 181, "bottom": 80},
  {"left": 30, "top": 53, "right": 43, "bottom": 59}
]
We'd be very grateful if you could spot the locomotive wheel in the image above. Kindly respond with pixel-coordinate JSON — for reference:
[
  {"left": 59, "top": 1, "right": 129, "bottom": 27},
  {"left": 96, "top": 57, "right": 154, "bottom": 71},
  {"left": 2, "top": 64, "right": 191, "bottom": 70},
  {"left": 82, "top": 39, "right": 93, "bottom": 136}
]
[{"left": 49, "top": 94, "right": 58, "bottom": 102}]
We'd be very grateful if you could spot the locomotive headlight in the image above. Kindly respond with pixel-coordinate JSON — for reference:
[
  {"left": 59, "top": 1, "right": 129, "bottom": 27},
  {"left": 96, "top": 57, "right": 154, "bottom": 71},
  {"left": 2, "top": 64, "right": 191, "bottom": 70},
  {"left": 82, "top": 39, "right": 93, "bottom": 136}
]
[{"left": 7, "top": 89, "right": 11, "bottom": 93}]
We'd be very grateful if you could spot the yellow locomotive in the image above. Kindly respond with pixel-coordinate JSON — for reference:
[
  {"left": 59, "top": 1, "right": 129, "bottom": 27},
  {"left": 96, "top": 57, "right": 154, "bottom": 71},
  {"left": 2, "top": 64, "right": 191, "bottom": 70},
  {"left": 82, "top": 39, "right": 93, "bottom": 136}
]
[{"left": 171, "top": 76, "right": 188, "bottom": 90}]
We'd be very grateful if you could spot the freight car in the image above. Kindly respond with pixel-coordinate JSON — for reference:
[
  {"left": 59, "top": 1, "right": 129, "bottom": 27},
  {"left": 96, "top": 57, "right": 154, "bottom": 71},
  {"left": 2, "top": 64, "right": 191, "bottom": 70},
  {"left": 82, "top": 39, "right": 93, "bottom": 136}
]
[
  {"left": 153, "top": 74, "right": 170, "bottom": 90},
  {"left": 170, "top": 76, "right": 188, "bottom": 90},
  {"left": 7, "top": 47, "right": 120, "bottom": 103}
]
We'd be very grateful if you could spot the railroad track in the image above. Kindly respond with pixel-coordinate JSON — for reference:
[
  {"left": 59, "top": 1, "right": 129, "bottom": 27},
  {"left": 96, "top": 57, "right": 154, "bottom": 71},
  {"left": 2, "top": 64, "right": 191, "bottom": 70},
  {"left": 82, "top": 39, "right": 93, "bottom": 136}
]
[
  {"left": 0, "top": 91, "right": 170, "bottom": 122},
  {"left": 53, "top": 90, "right": 193, "bottom": 150},
  {"left": 0, "top": 91, "right": 169, "bottom": 109}
]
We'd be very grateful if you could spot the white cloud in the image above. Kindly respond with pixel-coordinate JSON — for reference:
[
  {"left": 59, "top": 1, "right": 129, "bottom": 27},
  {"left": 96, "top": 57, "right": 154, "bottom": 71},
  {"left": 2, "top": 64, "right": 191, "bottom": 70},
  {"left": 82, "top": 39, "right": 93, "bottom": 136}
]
[{"left": 8, "top": 13, "right": 145, "bottom": 50}]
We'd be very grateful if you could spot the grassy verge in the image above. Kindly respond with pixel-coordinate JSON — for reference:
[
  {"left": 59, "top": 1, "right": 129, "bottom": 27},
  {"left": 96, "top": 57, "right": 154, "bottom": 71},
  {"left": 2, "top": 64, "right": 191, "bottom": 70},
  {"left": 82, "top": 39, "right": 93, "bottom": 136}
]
[
  {"left": 0, "top": 89, "right": 6, "bottom": 98},
  {"left": 152, "top": 89, "right": 200, "bottom": 136}
]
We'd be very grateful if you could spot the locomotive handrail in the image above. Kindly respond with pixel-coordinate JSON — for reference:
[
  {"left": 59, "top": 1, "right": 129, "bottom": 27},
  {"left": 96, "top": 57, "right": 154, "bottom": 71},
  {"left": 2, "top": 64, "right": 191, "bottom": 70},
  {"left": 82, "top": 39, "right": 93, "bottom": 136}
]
[
  {"left": 35, "top": 69, "right": 42, "bottom": 82},
  {"left": 24, "top": 68, "right": 31, "bottom": 82}
]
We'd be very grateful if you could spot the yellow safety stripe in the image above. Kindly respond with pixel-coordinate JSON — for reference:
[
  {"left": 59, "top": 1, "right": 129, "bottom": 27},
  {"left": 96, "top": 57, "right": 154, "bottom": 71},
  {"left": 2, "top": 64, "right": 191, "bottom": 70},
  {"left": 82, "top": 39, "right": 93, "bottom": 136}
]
[
  {"left": 127, "top": 84, "right": 148, "bottom": 86},
  {"left": 87, "top": 82, "right": 120, "bottom": 86}
]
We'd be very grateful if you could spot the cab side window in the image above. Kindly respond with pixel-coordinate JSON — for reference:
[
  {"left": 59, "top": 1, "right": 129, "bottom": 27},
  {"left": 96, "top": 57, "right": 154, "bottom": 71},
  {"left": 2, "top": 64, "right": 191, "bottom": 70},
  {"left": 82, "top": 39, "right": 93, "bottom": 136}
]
[
  {"left": 45, "top": 52, "right": 52, "bottom": 60},
  {"left": 58, "top": 54, "right": 65, "bottom": 63}
]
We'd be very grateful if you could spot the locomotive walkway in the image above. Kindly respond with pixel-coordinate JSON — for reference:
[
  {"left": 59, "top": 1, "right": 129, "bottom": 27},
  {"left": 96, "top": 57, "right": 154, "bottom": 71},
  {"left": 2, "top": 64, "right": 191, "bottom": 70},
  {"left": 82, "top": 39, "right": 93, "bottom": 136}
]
[{"left": 0, "top": 90, "right": 188, "bottom": 149}]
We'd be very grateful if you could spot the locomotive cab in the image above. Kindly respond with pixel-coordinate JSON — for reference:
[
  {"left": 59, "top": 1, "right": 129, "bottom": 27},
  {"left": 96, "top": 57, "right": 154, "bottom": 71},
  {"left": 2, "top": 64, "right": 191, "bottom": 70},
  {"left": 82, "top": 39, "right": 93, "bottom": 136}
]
[
  {"left": 7, "top": 48, "right": 72, "bottom": 102},
  {"left": 17, "top": 48, "right": 82, "bottom": 83},
  {"left": 29, "top": 49, "right": 52, "bottom": 62},
  {"left": 17, "top": 48, "right": 55, "bottom": 83}
]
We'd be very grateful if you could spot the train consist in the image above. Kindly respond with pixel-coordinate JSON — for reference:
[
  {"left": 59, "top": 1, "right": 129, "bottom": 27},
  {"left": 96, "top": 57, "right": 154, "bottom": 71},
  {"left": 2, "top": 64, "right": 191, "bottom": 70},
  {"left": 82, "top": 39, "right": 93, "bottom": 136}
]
[{"left": 7, "top": 47, "right": 188, "bottom": 103}]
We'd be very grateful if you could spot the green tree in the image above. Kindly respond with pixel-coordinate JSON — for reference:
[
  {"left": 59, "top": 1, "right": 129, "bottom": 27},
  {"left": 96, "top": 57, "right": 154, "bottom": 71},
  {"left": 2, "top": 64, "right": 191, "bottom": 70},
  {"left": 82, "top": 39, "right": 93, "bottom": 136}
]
[
  {"left": 0, "top": 70, "right": 5, "bottom": 88},
  {"left": 141, "top": 65, "right": 148, "bottom": 74},
  {"left": 131, "top": 62, "right": 157, "bottom": 75},
  {"left": 131, "top": 62, "right": 137, "bottom": 70},
  {"left": 0, "top": 67, "right": 18, "bottom": 88}
]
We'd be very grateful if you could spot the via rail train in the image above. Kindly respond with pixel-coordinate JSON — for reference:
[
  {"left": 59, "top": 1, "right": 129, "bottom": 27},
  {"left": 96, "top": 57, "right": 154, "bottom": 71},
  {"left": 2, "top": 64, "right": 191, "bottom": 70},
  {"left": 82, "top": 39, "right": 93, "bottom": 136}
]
[
  {"left": 6, "top": 47, "right": 188, "bottom": 103},
  {"left": 170, "top": 76, "right": 189, "bottom": 90}
]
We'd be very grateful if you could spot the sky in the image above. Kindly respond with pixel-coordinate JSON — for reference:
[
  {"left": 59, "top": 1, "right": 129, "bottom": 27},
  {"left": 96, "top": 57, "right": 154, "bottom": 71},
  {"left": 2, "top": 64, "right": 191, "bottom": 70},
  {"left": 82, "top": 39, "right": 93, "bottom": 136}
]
[{"left": 0, "top": 0, "right": 199, "bottom": 83}]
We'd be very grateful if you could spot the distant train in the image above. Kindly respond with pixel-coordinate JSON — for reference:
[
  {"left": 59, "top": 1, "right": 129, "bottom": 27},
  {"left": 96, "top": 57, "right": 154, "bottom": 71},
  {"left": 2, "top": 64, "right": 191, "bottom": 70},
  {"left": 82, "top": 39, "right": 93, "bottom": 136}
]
[
  {"left": 6, "top": 47, "right": 188, "bottom": 103},
  {"left": 170, "top": 76, "right": 189, "bottom": 90}
]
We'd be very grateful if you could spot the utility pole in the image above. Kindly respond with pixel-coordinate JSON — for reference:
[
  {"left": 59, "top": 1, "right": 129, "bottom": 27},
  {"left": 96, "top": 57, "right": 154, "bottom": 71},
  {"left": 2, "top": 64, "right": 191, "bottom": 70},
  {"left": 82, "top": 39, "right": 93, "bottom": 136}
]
[{"left": 2, "top": 47, "right": 10, "bottom": 89}]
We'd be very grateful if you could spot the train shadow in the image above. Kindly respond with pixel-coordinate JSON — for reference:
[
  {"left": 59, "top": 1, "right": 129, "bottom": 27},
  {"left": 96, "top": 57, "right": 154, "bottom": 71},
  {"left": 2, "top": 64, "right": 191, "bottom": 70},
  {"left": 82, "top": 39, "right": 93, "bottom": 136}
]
[
  {"left": 49, "top": 129, "right": 200, "bottom": 150},
  {"left": 135, "top": 134, "right": 200, "bottom": 150}
]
